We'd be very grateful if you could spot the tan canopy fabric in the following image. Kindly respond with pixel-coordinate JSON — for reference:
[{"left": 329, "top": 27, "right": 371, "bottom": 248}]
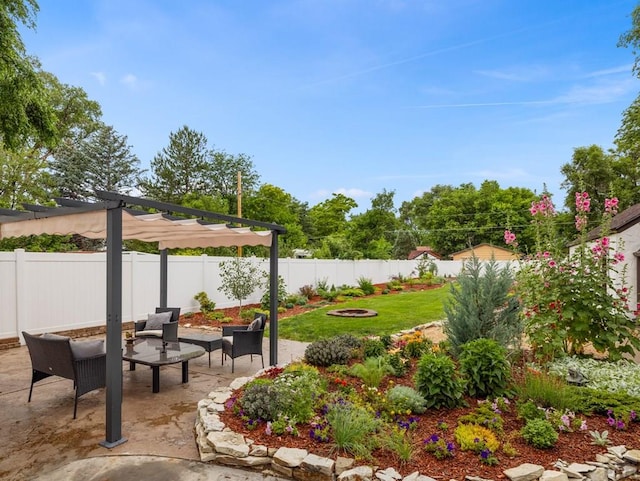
[{"left": 0, "top": 210, "right": 273, "bottom": 248}]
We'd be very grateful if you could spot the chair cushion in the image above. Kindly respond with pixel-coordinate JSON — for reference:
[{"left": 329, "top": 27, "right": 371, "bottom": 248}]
[
  {"left": 136, "top": 329, "right": 163, "bottom": 337},
  {"left": 42, "top": 332, "right": 70, "bottom": 341},
  {"left": 222, "top": 336, "right": 233, "bottom": 349},
  {"left": 144, "top": 311, "right": 173, "bottom": 330},
  {"left": 247, "top": 317, "right": 262, "bottom": 331},
  {"left": 70, "top": 339, "right": 105, "bottom": 359}
]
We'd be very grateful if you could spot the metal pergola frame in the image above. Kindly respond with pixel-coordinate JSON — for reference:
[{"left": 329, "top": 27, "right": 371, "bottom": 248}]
[{"left": 0, "top": 191, "right": 286, "bottom": 448}]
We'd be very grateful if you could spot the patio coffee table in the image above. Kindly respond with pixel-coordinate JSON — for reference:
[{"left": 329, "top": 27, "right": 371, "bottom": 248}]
[
  {"left": 122, "top": 338, "right": 205, "bottom": 393},
  {"left": 178, "top": 333, "right": 222, "bottom": 368}
]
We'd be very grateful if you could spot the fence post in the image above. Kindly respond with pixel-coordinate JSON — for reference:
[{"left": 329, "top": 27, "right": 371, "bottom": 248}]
[{"left": 14, "top": 249, "right": 26, "bottom": 341}]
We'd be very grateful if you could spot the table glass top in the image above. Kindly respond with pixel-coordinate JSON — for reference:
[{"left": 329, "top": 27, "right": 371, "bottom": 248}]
[{"left": 122, "top": 338, "right": 205, "bottom": 366}]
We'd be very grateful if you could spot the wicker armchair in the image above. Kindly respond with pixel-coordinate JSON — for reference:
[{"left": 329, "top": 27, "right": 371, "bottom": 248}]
[
  {"left": 22, "top": 331, "right": 106, "bottom": 419},
  {"left": 221, "top": 314, "right": 266, "bottom": 373},
  {"left": 134, "top": 307, "right": 180, "bottom": 344}
]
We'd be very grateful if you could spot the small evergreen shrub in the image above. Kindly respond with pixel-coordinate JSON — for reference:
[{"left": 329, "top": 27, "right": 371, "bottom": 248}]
[
  {"left": 305, "top": 337, "right": 352, "bottom": 367},
  {"left": 340, "top": 287, "right": 365, "bottom": 298},
  {"left": 521, "top": 418, "right": 558, "bottom": 448},
  {"left": 459, "top": 338, "right": 511, "bottom": 398},
  {"left": 458, "top": 401, "right": 505, "bottom": 434},
  {"left": 356, "top": 276, "right": 376, "bottom": 295},
  {"left": 363, "top": 338, "right": 386, "bottom": 358},
  {"left": 333, "top": 333, "right": 363, "bottom": 353},
  {"left": 443, "top": 257, "right": 521, "bottom": 356},
  {"left": 414, "top": 353, "right": 466, "bottom": 409},
  {"left": 194, "top": 291, "right": 216, "bottom": 315},
  {"left": 386, "top": 385, "right": 428, "bottom": 414}
]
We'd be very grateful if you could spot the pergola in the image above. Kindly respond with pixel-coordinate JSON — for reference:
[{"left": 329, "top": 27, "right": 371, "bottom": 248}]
[{"left": 0, "top": 191, "right": 286, "bottom": 447}]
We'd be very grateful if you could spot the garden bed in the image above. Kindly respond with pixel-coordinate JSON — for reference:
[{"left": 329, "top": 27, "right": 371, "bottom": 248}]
[{"left": 216, "top": 343, "right": 639, "bottom": 480}]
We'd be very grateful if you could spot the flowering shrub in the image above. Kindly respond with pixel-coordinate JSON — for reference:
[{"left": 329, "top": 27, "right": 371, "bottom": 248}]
[{"left": 505, "top": 192, "right": 640, "bottom": 361}]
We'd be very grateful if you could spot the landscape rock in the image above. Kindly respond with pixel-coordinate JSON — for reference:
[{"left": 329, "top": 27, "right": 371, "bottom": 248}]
[
  {"left": 335, "top": 457, "right": 355, "bottom": 475},
  {"left": 301, "top": 454, "right": 335, "bottom": 476},
  {"left": 206, "top": 431, "right": 250, "bottom": 457},
  {"left": 338, "top": 466, "right": 374, "bottom": 481},
  {"left": 540, "top": 471, "right": 569, "bottom": 481},
  {"left": 503, "top": 463, "right": 545, "bottom": 481},
  {"left": 273, "top": 447, "right": 309, "bottom": 468}
]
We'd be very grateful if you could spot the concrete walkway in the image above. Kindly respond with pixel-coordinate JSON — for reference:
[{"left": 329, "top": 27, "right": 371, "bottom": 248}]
[{"left": 0, "top": 328, "right": 308, "bottom": 481}]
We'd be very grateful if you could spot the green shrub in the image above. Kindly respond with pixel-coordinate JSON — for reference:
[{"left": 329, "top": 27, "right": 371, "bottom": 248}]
[
  {"left": 333, "top": 334, "right": 363, "bottom": 353},
  {"left": 272, "top": 369, "right": 324, "bottom": 423},
  {"left": 299, "top": 284, "right": 316, "bottom": 299},
  {"left": 305, "top": 337, "right": 352, "bottom": 367},
  {"left": 380, "top": 335, "right": 393, "bottom": 349},
  {"left": 403, "top": 339, "right": 431, "bottom": 359},
  {"left": 516, "top": 400, "right": 546, "bottom": 421},
  {"left": 565, "top": 386, "right": 640, "bottom": 418},
  {"left": 363, "top": 338, "right": 386, "bottom": 358},
  {"left": 458, "top": 401, "right": 505, "bottom": 434},
  {"left": 387, "top": 352, "right": 408, "bottom": 377},
  {"left": 340, "top": 287, "right": 365, "bottom": 298},
  {"left": 348, "top": 357, "right": 394, "bottom": 388},
  {"left": 240, "top": 380, "right": 282, "bottom": 421},
  {"left": 260, "top": 274, "right": 287, "bottom": 309},
  {"left": 459, "top": 338, "right": 511, "bottom": 398},
  {"left": 386, "top": 385, "right": 428, "bottom": 414},
  {"left": 326, "top": 401, "right": 380, "bottom": 458},
  {"left": 357, "top": 277, "right": 376, "bottom": 295},
  {"left": 443, "top": 257, "right": 522, "bottom": 356},
  {"left": 515, "top": 368, "right": 574, "bottom": 411},
  {"left": 520, "top": 419, "right": 558, "bottom": 448},
  {"left": 414, "top": 353, "right": 465, "bottom": 409},
  {"left": 194, "top": 291, "right": 216, "bottom": 315}
]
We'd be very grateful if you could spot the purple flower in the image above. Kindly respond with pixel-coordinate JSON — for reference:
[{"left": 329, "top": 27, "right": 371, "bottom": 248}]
[
  {"left": 607, "top": 417, "right": 616, "bottom": 427},
  {"left": 631, "top": 410, "right": 637, "bottom": 421},
  {"left": 265, "top": 421, "right": 272, "bottom": 435},
  {"left": 446, "top": 442, "right": 455, "bottom": 452},
  {"left": 616, "top": 420, "right": 625, "bottom": 430},
  {"left": 480, "top": 448, "right": 491, "bottom": 460}
]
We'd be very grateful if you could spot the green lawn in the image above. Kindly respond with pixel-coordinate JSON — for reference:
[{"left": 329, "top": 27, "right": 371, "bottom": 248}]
[{"left": 272, "top": 286, "right": 450, "bottom": 342}]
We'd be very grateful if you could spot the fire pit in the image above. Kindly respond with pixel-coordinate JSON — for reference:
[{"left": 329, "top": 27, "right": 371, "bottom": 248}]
[{"left": 327, "top": 308, "right": 378, "bottom": 318}]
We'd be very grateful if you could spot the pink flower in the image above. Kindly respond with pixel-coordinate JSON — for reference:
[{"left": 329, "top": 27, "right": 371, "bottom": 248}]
[
  {"left": 580, "top": 420, "right": 588, "bottom": 431},
  {"left": 504, "top": 230, "right": 517, "bottom": 245},
  {"left": 265, "top": 422, "right": 272, "bottom": 435},
  {"left": 601, "top": 237, "right": 610, "bottom": 247},
  {"left": 605, "top": 197, "right": 619, "bottom": 214},
  {"left": 542, "top": 251, "right": 550, "bottom": 258},
  {"left": 614, "top": 252, "right": 625, "bottom": 263},
  {"left": 548, "top": 260, "right": 557, "bottom": 268}
]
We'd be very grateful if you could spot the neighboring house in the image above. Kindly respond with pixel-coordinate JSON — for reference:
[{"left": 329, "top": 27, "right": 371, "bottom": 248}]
[
  {"left": 407, "top": 246, "right": 441, "bottom": 260},
  {"left": 572, "top": 203, "right": 640, "bottom": 312},
  {"left": 449, "top": 243, "right": 519, "bottom": 261}
]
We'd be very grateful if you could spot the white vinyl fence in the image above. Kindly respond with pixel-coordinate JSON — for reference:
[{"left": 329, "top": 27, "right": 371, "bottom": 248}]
[{"left": 0, "top": 250, "right": 468, "bottom": 342}]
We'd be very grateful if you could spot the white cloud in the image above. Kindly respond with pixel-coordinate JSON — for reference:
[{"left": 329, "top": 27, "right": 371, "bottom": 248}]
[
  {"left": 90, "top": 71, "right": 106, "bottom": 85},
  {"left": 121, "top": 74, "right": 138, "bottom": 88},
  {"left": 582, "top": 64, "right": 633, "bottom": 78},
  {"left": 475, "top": 65, "right": 549, "bottom": 82}
]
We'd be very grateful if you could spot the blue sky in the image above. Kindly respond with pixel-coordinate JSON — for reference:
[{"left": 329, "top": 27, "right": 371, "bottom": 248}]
[{"left": 21, "top": 0, "right": 640, "bottom": 213}]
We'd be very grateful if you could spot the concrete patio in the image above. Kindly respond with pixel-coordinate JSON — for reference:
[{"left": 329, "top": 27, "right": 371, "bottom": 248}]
[{"left": 0, "top": 327, "right": 309, "bottom": 481}]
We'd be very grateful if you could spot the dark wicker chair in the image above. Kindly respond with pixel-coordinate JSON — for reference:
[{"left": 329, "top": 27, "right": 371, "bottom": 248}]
[
  {"left": 134, "top": 307, "right": 180, "bottom": 344},
  {"left": 221, "top": 314, "right": 266, "bottom": 373},
  {"left": 22, "top": 331, "right": 106, "bottom": 419}
]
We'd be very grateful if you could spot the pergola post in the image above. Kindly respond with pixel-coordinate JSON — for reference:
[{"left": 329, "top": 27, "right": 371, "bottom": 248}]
[
  {"left": 100, "top": 205, "right": 127, "bottom": 448},
  {"left": 269, "top": 232, "right": 279, "bottom": 366},
  {"left": 160, "top": 249, "right": 168, "bottom": 308}
]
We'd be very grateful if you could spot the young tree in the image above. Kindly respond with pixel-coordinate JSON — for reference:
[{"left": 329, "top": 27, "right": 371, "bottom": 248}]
[
  {"left": 347, "top": 189, "right": 399, "bottom": 259},
  {"left": 217, "top": 257, "right": 265, "bottom": 315},
  {"left": 308, "top": 193, "right": 357, "bottom": 240},
  {"left": 0, "top": 145, "right": 49, "bottom": 208}
]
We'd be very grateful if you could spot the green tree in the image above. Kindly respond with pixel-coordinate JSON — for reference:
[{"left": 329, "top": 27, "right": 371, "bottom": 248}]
[
  {"left": 560, "top": 145, "right": 616, "bottom": 225},
  {"left": 0, "top": 0, "right": 57, "bottom": 149},
  {"left": 0, "top": 145, "right": 49, "bottom": 208},
  {"left": 244, "top": 184, "right": 308, "bottom": 256},
  {"left": 140, "top": 125, "right": 211, "bottom": 204},
  {"left": 210, "top": 150, "right": 260, "bottom": 215},
  {"left": 405, "top": 181, "right": 537, "bottom": 257},
  {"left": 612, "top": 93, "right": 640, "bottom": 208},
  {"left": 618, "top": 3, "right": 640, "bottom": 78},
  {"left": 308, "top": 193, "right": 357, "bottom": 241},
  {"left": 217, "top": 257, "right": 265, "bottom": 315},
  {"left": 50, "top": 124, "right": 143, "bottom": 200},
  {"left": 347, "top": 189, "right": 399, "bottom": 259}
]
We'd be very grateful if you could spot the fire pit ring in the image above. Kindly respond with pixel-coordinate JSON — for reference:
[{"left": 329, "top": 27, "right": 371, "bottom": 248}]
[{"left": 327, "top": 308, "right": 378, "bottom": 318}]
